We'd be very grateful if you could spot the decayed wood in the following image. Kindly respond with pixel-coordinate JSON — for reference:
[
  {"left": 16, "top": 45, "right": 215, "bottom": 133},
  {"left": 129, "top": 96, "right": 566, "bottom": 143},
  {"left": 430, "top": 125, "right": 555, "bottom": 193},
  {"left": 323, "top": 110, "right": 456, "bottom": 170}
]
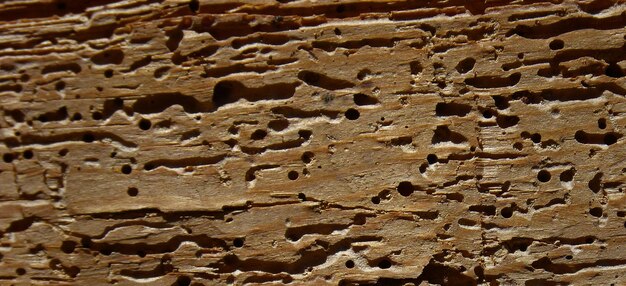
[{"left": 2, "top": 0, "right": 626, "bottom": 285}]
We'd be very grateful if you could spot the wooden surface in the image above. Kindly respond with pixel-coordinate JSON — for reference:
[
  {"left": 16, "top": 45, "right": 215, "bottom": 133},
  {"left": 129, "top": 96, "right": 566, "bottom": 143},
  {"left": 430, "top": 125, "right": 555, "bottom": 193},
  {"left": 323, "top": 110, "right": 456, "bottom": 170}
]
[{"left": 2, "top": 0, "right": 626, "bottom": 285}]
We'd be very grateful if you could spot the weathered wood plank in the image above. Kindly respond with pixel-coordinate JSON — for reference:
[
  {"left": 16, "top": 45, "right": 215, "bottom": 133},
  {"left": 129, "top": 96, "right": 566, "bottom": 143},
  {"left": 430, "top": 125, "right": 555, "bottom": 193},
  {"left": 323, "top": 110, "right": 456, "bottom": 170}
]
[{"left": 2, "top": 0, "right": 626, "bottom": 285}]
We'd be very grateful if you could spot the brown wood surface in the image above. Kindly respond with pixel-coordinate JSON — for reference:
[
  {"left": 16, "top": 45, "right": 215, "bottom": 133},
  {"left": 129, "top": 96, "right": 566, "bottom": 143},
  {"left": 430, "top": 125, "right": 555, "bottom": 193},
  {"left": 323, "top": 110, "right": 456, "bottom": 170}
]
[{"left": 2, "top": 0, "right": 626, "bottom": 285}]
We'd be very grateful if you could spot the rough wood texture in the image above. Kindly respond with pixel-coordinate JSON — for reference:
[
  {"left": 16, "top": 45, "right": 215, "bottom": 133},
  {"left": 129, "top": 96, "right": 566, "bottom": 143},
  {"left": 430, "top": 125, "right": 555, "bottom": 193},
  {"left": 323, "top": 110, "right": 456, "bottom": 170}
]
[{"left": 2, "top": 0, "right": 626, "bottom": 285}]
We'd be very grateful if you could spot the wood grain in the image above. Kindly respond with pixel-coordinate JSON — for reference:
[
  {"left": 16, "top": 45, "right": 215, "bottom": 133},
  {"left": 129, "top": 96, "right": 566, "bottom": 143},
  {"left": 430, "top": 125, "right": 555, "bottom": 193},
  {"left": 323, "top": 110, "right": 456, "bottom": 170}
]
[{"left": 2, "top": 0, "right": 626, "bottom": 285}]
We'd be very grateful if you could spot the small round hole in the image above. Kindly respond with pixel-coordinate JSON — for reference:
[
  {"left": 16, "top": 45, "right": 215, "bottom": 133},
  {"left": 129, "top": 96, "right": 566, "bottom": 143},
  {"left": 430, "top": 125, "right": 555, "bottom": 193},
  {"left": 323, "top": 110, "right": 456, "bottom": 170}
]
[
  {"left": 92, "top": 112, "right": 103, "bottom": 120},
  {"left": 345, "top": 108, "right": 360, "bottom": 120},
  {"left": 55, "top": 81, "right": 65, "bottom": 91},
  {"left": 483, "top": 110, "right": 493, "bottom": 118},
  {"left": 288, "top": 170, "right": 299, "bottom": 180},
  {"left": 233, "top": 238, "right": 244, "bottom": 248},
  {"left": 298, "top": 130, "right": 312, "bottom": 140},
  {"left": 501, "top": 207, "right": 513, "bottom": 218},
  {"left": 268, "top": 119, "right": 289, "bottom": 131},
  {"left": 549, "top": 39, "right": 564, "bottom": 50},
  {"left": 530, "top": 133, "right": 541, "bottom": 143},
  {"left": 127, "top": 187, "right": 138, "bottom": 197},
  {"left": 298, "top": 193, "right": 306, "bottom": 201},
  {"left": 250, "top": 129, "right": 267, "bottom": 140},
  {"left": 138, "top": 118, "right": 152, "bottom": 130},
  {"left": 598, "top": 118, "right": 607, "bottom": 129},
  {"left": 67, "top": 266, "right": 80, "bottom": 278},
  {"left": 427, "top": 154, "right": 438, "bottom": 164},
  {"left": 23, "top": 150, "right": 33, "bottom": 159},
  {"left": 16, "top": 268, "right": 26, "bottom": 276},
  {"left": 59, "top": 149, "right": 68, "bottom": 157},
  {"left": 378, "top": 259, "right": 391, "bottom": 269},
  {"left": 371, "top": 196, "right": 380, "bottom": 204},
  {"left": 397, "top": 181, "right": 414, "bottom": 197},
  {"left": 3, "top": 153, "right": 14, "bottom": 163},
  {"left": 589, "top": 207, "right": 603, "bottom": 218},
  {"left": 345, "top": 260, "right": 355, "bottom": 268},
  {"left": 559, "top": 169, "right": 575, "bottom": 182},
  {"left": 301, "top": 152, "right": 315, "bottom": 164},
  {"left": 121, "top": 164, "right": 132, "bottom": 174},
  {"left": 61, "top": 241, "right": 76, "bottom": 254},
  {"left": 419, "top": 163, "right": 428, "bottom": 173},
  {"left": 104, "top": 69, "right": 114, "bottom": 78},
  {"left": 537, "top": 170, "right": 551, "bottom": 182}
]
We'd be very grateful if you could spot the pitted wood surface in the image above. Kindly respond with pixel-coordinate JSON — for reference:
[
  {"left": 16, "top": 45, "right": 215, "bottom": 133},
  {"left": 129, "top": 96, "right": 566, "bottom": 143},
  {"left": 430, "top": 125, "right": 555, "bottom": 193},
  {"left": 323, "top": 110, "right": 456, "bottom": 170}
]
[{"left": 2, "top": 0, "right": 626, "bottom": 285}]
